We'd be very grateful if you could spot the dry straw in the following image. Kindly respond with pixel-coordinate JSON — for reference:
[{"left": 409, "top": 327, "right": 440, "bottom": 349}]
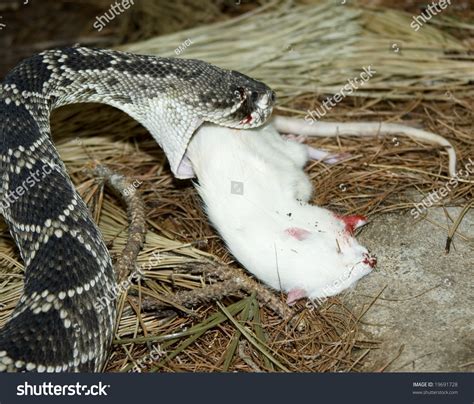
[{"left": 120, "top": 1, "right": 474, "bottom": 103}]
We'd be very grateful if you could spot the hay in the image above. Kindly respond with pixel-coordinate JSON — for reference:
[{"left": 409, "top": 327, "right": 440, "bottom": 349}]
[
  {"left": 1, "top": 0, "right": 473, "bottom": 372},
  {"left": 120, "top": 1, "right": 474, "bottom": 102}
]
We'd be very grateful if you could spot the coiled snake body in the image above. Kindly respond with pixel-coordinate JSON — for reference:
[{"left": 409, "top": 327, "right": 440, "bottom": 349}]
[{"left": 0, "top": 47, "right": 274, "bottom": 372}]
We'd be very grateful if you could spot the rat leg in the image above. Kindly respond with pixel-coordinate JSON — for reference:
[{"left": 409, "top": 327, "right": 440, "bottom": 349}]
[
  {"left": 290, "top": 176, "right": 313, "bottom": 202},
  {"left": 282, "top": 134, "right": 307, "bottom": 144},
  {"left": 255, "top": 127, "right": 313, "bottom": 200},
  {"left": 307, "top": 148, "right": 351, "bottom": 164},
  {"left": 262, "top": 129, "right": 309, "bottom": 168},
  {"left": 287, "top": 288, "right": 307, "bottom": 305},
  {"left": 282, "top": 134, "right": 350, "bottom": 165}
]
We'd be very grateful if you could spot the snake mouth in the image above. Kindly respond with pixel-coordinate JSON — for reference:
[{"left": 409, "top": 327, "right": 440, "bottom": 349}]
[
  {"left": 238, "top": 106, "right": 273, "bottom": 128},
  {"left": 240, "top": 114, "right": 254, "bottom": 125},
  {"left": 201, "top": 86, "right": 275, "bottom": 130},
  {"left": 211, "top": 104, "right": 273, "bottom": 129},
  {"left": 225, "top": 88, "right": 275, "bottom": 129},
  {"left": 237, "top": 97, "right": 275, "bottom": 128}
]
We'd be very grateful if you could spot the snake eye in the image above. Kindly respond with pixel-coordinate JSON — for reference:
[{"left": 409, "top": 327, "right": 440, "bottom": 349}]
[
  {"left": 250, "top": 91, "right": 259, "bottom": 103},
  {"left": 235, "top": 87, "right": 247, "bottom": 100}
]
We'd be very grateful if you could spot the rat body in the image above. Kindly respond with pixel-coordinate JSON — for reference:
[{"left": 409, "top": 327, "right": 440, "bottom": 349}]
[
  {"left": 186, "top": 123, "right": 376, "bottom": 304},
  {"left": 185, "top": 117, "right": 456, "bottom": 303}
]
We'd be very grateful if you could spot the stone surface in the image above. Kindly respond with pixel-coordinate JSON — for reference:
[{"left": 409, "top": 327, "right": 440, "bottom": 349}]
[{"left": 343, "top": 206, "right": 473, "bottom": 372}]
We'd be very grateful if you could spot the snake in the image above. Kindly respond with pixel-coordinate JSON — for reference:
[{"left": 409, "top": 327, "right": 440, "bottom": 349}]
[{"left": 0, "top": 47, "right": 275, "bottom": 372}]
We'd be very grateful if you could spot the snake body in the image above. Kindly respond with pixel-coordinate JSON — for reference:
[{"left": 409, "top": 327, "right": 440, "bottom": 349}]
[{"left": 0, "top": 47, "right": 274, "bottom": 372}]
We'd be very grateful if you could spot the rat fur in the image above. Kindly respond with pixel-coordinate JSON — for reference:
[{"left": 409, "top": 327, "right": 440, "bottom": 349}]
[{"left": 186, "top": 123, "right": 376, "bottom": 304}]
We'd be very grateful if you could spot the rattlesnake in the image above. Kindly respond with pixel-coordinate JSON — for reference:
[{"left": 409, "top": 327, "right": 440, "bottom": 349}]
[{"left": 0, "top": 47, "right": 275, "bottom": 372}]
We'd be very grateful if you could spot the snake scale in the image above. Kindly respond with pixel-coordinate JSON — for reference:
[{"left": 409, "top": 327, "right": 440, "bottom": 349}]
[{"left": 0, "top": 47, "right": 275, "bottom": 372}]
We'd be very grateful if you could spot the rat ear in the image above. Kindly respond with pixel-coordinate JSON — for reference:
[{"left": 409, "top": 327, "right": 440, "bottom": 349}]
[{"left": 286, "top": 288, "right": 307, "bottom": 305}]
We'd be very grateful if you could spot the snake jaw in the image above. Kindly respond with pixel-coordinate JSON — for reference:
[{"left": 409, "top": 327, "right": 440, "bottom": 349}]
[
  {"left": 239, "top": 106, "right": 272, "bottom": 128},
  {"left": 240, "top": 114, "right": 254, "bottom": 126}
]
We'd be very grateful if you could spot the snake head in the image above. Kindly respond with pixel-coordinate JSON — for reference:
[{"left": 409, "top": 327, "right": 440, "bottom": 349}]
[
  {"left": 201, "top": 68, "right": 276, "bottom": 129},
  {"left": 230, "top": 76, "right": 276, "bottom": 129}
]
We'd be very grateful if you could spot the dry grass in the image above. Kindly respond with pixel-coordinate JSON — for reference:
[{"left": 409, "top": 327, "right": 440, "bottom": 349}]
[
  {"left": 121, "top": 1, "right": 474, "bottom": 102},
  {"left": 0, "top": 0, "right": 472, "bottom": 372}
]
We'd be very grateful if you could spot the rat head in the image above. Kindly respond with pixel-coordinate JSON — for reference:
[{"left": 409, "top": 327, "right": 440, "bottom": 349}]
[
  {"left": 302, "top": 229, "right": 376, "bottom": 300},
  {"left": 283, "top": 207, "right": 377, "bottom": 305},
  {"left": 188, "top": 65, "right": 275, "bottom": 129},
  {"left": 284, "top": 227, "right": 377, "bottom": 305},
  {"left": 330, "top": 237, "right": 376, "bottom": 294},
  {"left": 320, "top": 213, "right": 377, "bottom": 295}
]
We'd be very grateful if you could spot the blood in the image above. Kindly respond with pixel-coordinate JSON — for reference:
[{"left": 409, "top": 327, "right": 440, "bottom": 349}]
[
  {"left": 240, "top": 114, "right": 253, "bottom": 125},
  {"left": 362, "top": 253, "right": 377, "bottom": 268},
  {"left": 334, "top": 214, "right": 367, "bottom": 235},
  {"left": 284, "top": 227, "right": 311, "bottom": 241}
]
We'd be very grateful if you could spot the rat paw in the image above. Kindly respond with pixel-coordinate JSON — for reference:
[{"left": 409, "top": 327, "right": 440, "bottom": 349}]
[
  {"left": 307, "top": 147, "right": 352, "bottom": 165},
  {"left": 287, "top": 288, "right": 307, "bottom": 305},
  {"left": 293, "top": 174, "right": 313, "bottom": 201},
  {"left": 282, "top": 134, "right": 307, "bottom": 144}
]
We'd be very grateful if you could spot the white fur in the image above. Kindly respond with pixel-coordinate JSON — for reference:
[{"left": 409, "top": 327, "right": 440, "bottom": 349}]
[{"left": 186, "top": 123, "right": 374, "bottom": 301}]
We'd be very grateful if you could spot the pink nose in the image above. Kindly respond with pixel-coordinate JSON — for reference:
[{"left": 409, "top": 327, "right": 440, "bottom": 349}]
[{"left": 362, "top": 253, "right": 377, "bottom": 268}]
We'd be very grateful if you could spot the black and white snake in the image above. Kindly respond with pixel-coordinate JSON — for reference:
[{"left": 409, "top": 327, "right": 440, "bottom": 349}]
[{"left": 0, "top": 47, "right": 275, "bottom": 372}]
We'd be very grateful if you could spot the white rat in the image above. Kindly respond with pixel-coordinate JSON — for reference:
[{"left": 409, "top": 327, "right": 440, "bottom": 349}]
[
  {"left": 186, "top": 123, "right": 376, "bottom": 304},
  {"left": 185, "top": 117, "right": 456, "bottom": 304}
]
